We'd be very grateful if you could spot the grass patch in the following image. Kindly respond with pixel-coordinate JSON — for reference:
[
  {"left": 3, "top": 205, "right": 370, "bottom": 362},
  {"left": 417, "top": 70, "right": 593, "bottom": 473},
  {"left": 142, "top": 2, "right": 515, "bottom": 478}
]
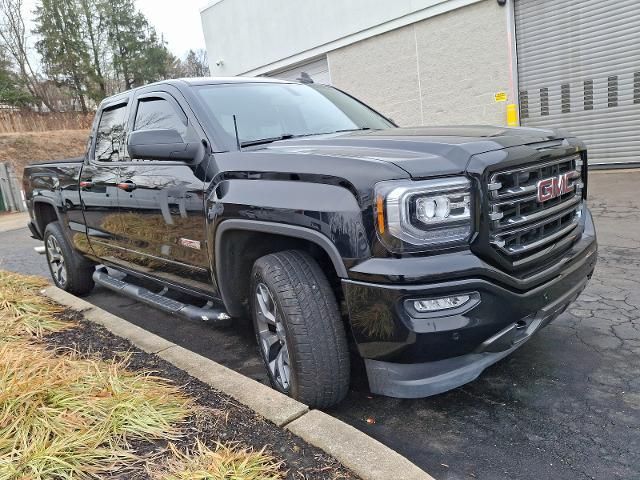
[
  {"left": 0, "top": 269, "right": 289, "bottom": 480},
  {"left": 0, "top": 343, "right": 190, "bottom": 478},
  {"left": 0, "top": 270, "right": 192, "bottom": 478},
  {"left": 0, "top": 270, "right": 68, "bottom": 340},
  {"left": 0, "top": 269, "right": 190, "bottom": 478},
  {"left": 0, "top": 130, "right": 89, "bottom": 183},
  {"left": 153, "top": 440, "right": 285, "bottom": 480}
]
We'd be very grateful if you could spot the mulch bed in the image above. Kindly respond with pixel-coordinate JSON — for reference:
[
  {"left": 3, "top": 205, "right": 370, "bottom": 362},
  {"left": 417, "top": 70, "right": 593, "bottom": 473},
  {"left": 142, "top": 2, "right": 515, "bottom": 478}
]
[{"left": 45, "top": 310, "right": 358, "bottom": 480}]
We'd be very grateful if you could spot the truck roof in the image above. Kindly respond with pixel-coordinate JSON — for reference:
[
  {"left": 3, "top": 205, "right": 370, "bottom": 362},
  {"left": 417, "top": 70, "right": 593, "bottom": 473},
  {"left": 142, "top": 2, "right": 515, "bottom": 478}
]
[
  {"left": 100, "top": 76, "right": 293, "bottom": 106},
  {"left": 173, "top": 76, "right": 291, "bottom": 86}
]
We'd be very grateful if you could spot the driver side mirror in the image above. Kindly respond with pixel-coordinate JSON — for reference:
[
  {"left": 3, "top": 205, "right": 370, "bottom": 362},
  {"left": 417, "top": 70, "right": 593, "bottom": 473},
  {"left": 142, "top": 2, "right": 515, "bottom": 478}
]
[{"left": 127, "top": 128, "right": 199, "bottom": 162}]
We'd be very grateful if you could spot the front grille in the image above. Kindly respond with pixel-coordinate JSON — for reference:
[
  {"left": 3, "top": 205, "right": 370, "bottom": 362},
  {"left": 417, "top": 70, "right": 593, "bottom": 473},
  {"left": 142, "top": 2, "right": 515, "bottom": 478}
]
[{"left": 487, "top": 154, "right": 584, "bottom": 269}]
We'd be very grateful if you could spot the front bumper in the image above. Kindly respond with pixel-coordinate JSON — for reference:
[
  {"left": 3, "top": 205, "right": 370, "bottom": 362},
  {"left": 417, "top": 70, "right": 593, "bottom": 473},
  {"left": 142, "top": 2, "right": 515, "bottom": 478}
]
[{"left": 342, "top": 208, "right": 597, "bottom": 398}]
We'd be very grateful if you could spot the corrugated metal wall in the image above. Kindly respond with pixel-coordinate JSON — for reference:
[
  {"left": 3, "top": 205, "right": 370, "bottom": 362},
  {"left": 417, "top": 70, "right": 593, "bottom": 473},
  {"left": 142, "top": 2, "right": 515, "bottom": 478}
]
[
  {"left": 515, "top": 0, "right": 640, "bottom": 165},
  {"left": 0, "top": 163, "right": 25, "bottom": 212}
]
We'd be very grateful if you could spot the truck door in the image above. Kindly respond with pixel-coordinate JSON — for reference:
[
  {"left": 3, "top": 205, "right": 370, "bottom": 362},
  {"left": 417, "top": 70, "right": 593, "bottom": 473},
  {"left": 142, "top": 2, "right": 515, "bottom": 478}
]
[
  {"left": 116, "top": 89, "right": 213, "bottom": 294},
  {"left": 79, "top": 100, "right": 128, "bottom": 262}
]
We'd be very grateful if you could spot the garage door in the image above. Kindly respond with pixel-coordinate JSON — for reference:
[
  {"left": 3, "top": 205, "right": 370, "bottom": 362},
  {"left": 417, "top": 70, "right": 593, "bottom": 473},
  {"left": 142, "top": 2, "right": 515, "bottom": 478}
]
[
  {"left": 515, "top": 0, "right": 640, "bottom": 165},
  {"left": 267, "top": 57, "right": 331, "bottom": 85}
]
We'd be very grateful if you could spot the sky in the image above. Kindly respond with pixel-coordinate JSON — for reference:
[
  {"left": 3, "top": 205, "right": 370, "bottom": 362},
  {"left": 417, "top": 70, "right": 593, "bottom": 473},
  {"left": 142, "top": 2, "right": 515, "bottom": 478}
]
[
  {"left": 135, "top": 0, "right": 209, "bottom": 58},
  {"left": 21, "top": 0, "right": 210, "bottom": 60}
]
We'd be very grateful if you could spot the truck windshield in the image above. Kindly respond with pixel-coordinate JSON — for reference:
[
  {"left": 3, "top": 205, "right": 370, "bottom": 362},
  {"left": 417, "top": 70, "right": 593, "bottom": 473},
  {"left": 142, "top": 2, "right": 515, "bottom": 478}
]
[{"left": 195, "top": 82, "right": 393, "bottom": 147}]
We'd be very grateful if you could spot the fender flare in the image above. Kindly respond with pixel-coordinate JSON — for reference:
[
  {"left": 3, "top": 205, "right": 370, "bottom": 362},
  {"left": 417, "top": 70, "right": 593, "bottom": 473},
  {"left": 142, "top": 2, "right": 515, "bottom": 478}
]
[
  {"left": 31, "top": 197, "right": 64, "bottom": 236},
  {"left": 215, "top": 219, "right": 348, "bottom": 277},
  {"left": 214, "top": 219, "right": 349, "bottom": 316}
]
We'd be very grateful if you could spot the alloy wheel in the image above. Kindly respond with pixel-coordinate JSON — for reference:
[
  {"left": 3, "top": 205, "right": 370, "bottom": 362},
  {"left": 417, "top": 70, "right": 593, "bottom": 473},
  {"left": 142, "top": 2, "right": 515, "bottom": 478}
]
[
  {"left": 255, "top": 282, "right": 291, "bottom": 391},
  {"left": 46, "top": 235, "right": 67, "bottom": 287}
]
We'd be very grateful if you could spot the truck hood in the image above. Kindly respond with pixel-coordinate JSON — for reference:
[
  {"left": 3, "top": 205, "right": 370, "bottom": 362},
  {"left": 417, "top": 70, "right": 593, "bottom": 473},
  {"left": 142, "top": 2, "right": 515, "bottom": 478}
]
[{"left": 263, "top": 125, "right": 568, "bottom": 177}]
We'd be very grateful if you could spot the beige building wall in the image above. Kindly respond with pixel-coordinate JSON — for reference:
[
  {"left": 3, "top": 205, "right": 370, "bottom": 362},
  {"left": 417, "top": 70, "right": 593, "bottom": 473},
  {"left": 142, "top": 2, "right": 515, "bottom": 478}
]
[
  {"left": 328, "top": 27, "right": 423, "bottom": 126},
  {"left": 328, "top": 0, "right": 511, "bottom": 127}
]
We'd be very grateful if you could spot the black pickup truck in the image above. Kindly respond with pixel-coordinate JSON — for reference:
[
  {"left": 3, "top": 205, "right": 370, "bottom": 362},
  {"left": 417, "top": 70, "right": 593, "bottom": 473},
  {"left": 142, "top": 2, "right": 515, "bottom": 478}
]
[{"left": 24, "top": 78, "right": 597, "bottom": 408}]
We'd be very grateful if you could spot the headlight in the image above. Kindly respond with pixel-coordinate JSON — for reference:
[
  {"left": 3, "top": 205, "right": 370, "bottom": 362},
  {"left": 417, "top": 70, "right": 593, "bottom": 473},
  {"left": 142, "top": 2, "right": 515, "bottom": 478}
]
[{"left": 374, "top": 177, "right": 472, "bottom": 252}]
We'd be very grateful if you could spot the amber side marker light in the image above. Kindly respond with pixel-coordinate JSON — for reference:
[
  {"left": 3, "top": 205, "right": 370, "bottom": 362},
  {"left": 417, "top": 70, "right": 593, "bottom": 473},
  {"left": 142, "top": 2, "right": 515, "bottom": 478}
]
[{"left": 376, "top": 195, "right": 385, "bottom": 233}]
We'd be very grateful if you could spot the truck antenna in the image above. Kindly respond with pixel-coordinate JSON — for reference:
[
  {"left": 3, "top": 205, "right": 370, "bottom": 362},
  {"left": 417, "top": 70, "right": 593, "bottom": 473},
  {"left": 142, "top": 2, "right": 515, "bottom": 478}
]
[{"left": 233, "top": 115, "right": 242, "bottom": 151}]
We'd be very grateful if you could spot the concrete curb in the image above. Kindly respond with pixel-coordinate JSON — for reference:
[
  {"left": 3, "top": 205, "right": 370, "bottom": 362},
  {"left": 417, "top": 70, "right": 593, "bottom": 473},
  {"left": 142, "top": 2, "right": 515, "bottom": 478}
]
[
  {"left": 287, "top": 410, "right": 430, "bottom": 480},
  {"left": 43, "top": 286, "right": 435, "bottom": 480}
]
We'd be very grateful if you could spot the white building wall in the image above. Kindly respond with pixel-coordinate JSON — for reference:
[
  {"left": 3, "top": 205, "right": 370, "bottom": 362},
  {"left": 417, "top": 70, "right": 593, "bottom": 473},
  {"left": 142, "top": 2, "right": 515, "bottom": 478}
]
[{"left": 200, "top": 0, "right": 486, "bottom": 76}]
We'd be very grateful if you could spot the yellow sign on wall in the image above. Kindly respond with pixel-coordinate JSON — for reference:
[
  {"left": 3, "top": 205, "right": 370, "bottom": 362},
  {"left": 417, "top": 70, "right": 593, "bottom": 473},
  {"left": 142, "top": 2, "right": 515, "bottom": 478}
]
[
  {"left": 506, "top": 103, "right": 519, "bottom": 127},
  {"left": 494, "top": 91, "right": 508, "bottom": 102}
]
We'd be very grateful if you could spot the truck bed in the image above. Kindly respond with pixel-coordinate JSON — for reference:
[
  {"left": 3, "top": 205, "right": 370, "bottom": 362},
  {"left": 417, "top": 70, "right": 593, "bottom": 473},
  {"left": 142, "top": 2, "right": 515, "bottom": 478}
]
[{"left": 23, "top": 157, "right": 84, "bottom": 168}]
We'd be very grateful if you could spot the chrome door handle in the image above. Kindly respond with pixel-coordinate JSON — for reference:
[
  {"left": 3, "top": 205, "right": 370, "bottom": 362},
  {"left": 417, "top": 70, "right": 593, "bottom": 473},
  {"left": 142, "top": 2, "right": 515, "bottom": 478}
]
[{"left": 117, "top": 182, "right": 137, "bottom": 192}]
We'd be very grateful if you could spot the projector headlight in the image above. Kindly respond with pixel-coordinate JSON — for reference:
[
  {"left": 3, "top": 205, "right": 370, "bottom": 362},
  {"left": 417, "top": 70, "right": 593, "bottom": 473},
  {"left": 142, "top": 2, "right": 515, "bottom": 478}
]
[{"left": 374, "top": 177, "right": 473, "bottom": 252}]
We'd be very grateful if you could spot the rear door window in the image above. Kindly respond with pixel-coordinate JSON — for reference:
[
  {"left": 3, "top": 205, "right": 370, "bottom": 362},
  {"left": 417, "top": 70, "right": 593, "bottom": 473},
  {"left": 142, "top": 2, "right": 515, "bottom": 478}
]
[{"left": 94, "top": 104, "right": 127, "bottom": 162}]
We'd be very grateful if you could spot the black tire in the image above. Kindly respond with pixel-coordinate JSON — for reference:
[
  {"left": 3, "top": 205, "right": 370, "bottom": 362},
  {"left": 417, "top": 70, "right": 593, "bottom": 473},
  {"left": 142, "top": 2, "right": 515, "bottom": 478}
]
[
  {"left": 250, "top": 250, "right": 350, "bottom": 408},
  {"left": 44, "top": 221, "right": 95, "bottom": 296}
]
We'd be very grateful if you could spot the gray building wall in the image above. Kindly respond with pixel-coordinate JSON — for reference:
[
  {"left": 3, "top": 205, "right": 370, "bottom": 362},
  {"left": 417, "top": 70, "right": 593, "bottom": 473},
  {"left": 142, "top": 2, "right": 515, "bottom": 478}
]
[{"left": 328, "top": 0, "right": 511, "bottom": 127}]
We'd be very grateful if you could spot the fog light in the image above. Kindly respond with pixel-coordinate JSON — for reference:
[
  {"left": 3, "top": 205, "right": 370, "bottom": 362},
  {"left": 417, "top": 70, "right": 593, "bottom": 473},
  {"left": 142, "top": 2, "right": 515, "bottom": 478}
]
[{"left": 414, "top": 295, "right": 471, "bottom": 312}]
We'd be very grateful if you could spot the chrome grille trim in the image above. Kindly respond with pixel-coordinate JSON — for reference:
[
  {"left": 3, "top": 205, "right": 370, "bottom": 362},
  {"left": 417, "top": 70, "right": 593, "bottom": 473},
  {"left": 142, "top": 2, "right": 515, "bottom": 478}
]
[
  {"left": 496, "top": 183, "right": 537, "bottom": 199},
  {"left": 496, "top": 195, "right": 581, "bottom": 231},
  {"left": 491, "top": 217, "right": 579, "bottom": 255},
  {"left": 487, "top": 154, "right": 583, "bottom": 261},
  {"left": 509, "top": 232, "right": 579, "bottom": 269},
  {"left": 489, "top": 155, "right": 580, "bottom": 191}
]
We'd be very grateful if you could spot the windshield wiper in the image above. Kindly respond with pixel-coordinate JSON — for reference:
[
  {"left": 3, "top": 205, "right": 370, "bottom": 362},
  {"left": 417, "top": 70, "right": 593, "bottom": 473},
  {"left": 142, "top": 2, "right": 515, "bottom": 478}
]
[
  {"left": 240, "top": 134, "right": 296, "bottom": 147},
  {"left": 330, "top": 127, "right": 375, "bottom": 134},
  {"left": 240, "top": 128, "right": 376, "bottom": 147}
]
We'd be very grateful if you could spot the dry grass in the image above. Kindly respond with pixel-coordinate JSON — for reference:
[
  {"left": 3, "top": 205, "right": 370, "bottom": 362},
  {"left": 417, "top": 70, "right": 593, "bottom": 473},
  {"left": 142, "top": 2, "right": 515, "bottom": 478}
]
[
  {"left": 0, "top": 269, "right": 286, "bottom": 480},
  {"left": 0, "top": 111, "right": 93, "bottom": 133},
  {"left": 0, "top": 345, "right": 190, "bottom": 478},
  {"left": 0, "top": 270, "right": 68, "bottom": 340},
  {"left": 0, "top": 270, "right": 191, "bottom": 479},
  {"left": 0, "top": 129, "right": 89, "bottom": 181},
  {"left": 152, "top": 440, "right": 285, "bottom": 480}
]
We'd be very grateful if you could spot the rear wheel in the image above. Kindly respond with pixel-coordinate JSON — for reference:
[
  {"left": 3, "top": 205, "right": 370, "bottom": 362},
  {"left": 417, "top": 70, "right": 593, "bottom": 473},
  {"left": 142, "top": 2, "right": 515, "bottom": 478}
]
[
  {"left": 44, "top": 222, "right": 95, "bottom": 296},
  {"left": 250, "top": 250, "right": 350, "bottom": 408}
]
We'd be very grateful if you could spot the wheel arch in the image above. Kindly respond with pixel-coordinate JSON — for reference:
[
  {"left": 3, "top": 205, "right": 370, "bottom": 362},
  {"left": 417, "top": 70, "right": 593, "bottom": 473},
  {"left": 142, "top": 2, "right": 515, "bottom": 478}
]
[
  {"left": 214, "top": 220, "right": 348, "bottom": 317},
  {"left": 32, "top": 198, "right": 63, "bottom": 237}
]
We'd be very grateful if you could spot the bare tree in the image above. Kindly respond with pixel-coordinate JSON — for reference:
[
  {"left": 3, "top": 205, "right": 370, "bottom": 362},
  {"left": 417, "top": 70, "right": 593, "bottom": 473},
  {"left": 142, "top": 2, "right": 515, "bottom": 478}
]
[
  {"left": 0, "top": 0, "right": 56, "bottom": 110},
  {"left": 182, "top": 49, "right": 209, "bottom": 78}
]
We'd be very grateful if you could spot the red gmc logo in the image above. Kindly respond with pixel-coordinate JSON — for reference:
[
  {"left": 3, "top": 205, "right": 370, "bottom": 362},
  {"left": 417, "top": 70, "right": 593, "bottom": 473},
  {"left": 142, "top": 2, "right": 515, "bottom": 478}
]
[{"left": 537, "top": 172, "right": 575, "bottom": 202}]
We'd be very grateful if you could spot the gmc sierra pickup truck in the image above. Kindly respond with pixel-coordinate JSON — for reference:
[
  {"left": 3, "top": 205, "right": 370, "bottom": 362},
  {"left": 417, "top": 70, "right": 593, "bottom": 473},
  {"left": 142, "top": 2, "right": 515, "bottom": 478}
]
[{"left": 24, "top": 77, "right": 597, "bottom": 408}]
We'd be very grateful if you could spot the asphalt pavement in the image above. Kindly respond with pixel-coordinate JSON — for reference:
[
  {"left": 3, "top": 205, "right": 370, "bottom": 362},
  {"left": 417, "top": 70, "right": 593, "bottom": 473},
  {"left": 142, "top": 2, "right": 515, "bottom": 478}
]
[{"left": 1, "top": 170, "right": 638, "bottom": 480}]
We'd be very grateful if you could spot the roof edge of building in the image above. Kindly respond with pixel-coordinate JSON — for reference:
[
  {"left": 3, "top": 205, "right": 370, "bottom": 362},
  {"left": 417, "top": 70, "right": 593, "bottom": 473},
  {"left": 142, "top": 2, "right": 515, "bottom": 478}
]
[{"left": 238, "top": 0, "right": 485, "bottom": 77}]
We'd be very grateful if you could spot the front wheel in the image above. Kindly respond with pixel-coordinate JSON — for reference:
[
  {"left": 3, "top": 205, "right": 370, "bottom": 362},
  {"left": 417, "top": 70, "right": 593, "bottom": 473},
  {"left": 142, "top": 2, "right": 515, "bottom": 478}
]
[
  {"left": 44, "top": 222, "right": 95, "bottom": 296},
  {"left": 250, "top": 250, "right": 350, "bottom": 408}
]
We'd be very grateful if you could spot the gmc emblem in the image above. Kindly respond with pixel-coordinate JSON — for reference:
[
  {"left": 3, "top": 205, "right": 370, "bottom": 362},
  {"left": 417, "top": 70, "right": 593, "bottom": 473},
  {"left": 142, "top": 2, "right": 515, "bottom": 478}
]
[{"left": 537, "top": 172, "right": 575, "bottom": 202}]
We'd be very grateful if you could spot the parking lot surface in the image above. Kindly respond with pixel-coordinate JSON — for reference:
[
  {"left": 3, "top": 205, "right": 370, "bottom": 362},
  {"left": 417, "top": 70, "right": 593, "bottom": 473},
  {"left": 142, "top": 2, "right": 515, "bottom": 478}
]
[{"left": 1, "top": 170, "right": 638, "bottom": 479}]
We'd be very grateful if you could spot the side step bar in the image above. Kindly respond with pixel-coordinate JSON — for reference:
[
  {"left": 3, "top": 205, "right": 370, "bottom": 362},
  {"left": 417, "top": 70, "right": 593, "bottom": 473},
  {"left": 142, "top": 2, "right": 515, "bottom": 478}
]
[{"left": 92, "top": 268, "right": 231, "bottom": 325}]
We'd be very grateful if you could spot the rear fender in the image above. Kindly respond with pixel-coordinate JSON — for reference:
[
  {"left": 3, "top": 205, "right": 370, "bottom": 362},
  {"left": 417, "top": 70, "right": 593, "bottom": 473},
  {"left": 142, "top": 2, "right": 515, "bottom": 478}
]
[
  {"left": 31, "top": 197, "right": 64, "bottom": 237},
  {"left": 27, "top": 163, "right": 88, "bottom": 252}
]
